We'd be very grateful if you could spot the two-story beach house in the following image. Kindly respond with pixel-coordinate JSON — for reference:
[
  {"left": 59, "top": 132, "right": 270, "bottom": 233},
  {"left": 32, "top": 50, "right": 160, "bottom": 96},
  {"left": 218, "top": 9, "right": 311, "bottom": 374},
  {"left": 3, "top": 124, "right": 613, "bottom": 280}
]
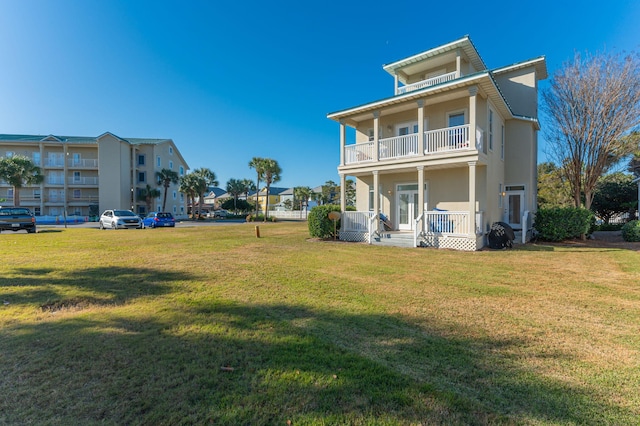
[
  {"left": 0, "top": 132, "right": 189, "bottom": 219},
  {"left": 327, "top": 36, "right": 546, "bottom": 250}
]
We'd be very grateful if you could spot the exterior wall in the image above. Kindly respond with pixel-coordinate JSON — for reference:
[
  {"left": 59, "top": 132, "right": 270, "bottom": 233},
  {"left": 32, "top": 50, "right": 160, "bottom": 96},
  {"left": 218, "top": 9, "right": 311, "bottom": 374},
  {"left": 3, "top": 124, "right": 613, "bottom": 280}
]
[
  {"left": 493, "top": 68, "right": 538, "bottom": 118},
  {"left": 505, "top": 120, "right": 538, "bottom": 215}
]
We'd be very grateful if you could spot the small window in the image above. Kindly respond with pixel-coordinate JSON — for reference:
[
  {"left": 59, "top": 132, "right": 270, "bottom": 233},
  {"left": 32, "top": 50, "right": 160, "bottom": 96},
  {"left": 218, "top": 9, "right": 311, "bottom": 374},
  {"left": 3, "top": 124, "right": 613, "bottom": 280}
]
[
  {"left": 173, "top": 191, "right": 177, "bottom": 200},
  {"left": 173, "top": 205, "right": 177, "bottom": 214},
  {"left": 138, "top": 154, "right": 146, "bottom": 166},
  {"left": 488, "top": 109, "right": 494, "bottom": 151},
  {"left": 34, "top": 207, "right": 41, "bottom": 216},
  {"left": 73, "top": 171, "right": 81, "bottom": 182},
  {"left": 73, "top": 189, "right": 81, "bottom": 199},
  {"left": 169, "top": 147, "right": 173, "bottom": 155},
  {"left": 138, "top": 171, "right": 146, "bottom": 183},
  {"left": 7, "top": 188, "right": 14, "bottom": 198},
  {"left": 157, "top": 156, "right": 161, "bottom": 167},
  {"left": 32, "top": 152, "right": 41, "bottom": 166},
  {"left": 33, "top": 189, "right": 41, "bottom": 200},
  {"left": 501, "top": 125, "right": 505, "bottom": 160},
  {"left": 169, "top": 161, "right": 173, "bottom": 170},
  {"left": 179, "top": 166, "right": 184, "bottom": 176},
  {"left": 72, "top": 153, "right": 81, "bottom": 166}
]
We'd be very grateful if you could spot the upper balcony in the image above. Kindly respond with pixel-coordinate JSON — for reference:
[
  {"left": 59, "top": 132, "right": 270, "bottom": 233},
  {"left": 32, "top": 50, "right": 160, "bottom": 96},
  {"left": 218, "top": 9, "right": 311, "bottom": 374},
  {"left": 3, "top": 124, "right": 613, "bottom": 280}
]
[
  {"left": 396, "top": 71, "right": 458, "bottom": 95},
  {"left": 343, "top": 124, "right": 484, "bottom": 166}
]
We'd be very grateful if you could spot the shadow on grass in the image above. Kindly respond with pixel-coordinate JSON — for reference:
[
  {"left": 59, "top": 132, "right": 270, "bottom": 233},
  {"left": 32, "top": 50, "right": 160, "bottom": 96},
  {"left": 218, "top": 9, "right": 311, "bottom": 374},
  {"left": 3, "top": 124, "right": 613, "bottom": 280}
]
[
  {"left": 1, "top": 266, "right": 187, "bottom": 307},
  {"left": 1, "top": 297, "right": 635, "bottom": 425}
]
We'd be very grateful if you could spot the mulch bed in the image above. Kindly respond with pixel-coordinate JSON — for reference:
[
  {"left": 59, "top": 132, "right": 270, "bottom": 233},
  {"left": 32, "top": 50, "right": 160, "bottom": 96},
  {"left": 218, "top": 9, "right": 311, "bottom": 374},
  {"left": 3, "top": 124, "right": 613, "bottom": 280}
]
[{"left": 539, "top": 231, "right": 640, "bottom": 252}]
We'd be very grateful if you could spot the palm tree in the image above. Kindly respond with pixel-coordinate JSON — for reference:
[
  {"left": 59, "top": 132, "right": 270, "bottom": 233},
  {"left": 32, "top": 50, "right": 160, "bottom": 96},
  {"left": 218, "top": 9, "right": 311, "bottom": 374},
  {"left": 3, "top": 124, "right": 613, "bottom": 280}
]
[
  {"left": 225, "top": 178, "right": 245, "bottom": 214},
  {"left": 0, "top": 155, "right": 44, "bottom": 207},
  {"left": 248, "top": 157, "right": 266, "bottom": 217},
  {"left": 179, "top": 174, "right": 199, "bottom": 219},
  {"left": 293, "top": 186, "right": 312, "bottom": 210},
  {"left": 261, "top": 158, "right": 282, "bottom": 221},
  {"left": 138, "top": 184, "right": 161, "bottom": 213},
  {"left": 156, "top": 168, "right": 179, "bottom": 212},
  {"left": 192, "top": 168, "right": 218, "bottom": 219}
]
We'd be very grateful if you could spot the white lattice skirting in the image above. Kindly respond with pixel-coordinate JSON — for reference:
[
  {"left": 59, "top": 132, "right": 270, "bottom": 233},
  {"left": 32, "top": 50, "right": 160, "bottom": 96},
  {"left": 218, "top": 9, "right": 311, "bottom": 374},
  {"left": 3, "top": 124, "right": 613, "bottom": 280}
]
[
  {"left": 420, "top": 235, "right": 482, "bottom": 251},
  {"left": 340, "top": 231, "right": 370, "bottom": 243}
]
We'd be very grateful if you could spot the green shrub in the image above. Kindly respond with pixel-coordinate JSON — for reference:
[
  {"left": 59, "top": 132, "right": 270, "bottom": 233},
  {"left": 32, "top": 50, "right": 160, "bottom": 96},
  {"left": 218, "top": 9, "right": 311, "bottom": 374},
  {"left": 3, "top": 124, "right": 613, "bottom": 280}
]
[
  {"left": 621, "top": 220, "right": 640, "bottom": 242},
  {"left": 308, "top": 204, "right": 342, "bottom": 239},
  {"left": 595, "top": 223, "right": 624, "bottom": 232},
  {"left": 534, "top": 207, "right": 594, "bottom": 241}
]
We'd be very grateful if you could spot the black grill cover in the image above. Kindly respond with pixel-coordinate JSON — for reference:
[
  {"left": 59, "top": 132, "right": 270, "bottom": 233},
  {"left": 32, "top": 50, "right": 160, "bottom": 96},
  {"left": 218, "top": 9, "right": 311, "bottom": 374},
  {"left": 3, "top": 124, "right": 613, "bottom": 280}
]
[{"left": 488, "top": 222, "right": 515, "bottom": 249}]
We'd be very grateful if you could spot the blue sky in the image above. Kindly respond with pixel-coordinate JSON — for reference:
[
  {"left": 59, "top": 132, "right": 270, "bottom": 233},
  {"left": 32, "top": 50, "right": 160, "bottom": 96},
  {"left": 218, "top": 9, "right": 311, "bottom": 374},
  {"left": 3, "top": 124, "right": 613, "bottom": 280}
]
[{"left": 1, "top": 0, "right": 638, "bottom": 188}]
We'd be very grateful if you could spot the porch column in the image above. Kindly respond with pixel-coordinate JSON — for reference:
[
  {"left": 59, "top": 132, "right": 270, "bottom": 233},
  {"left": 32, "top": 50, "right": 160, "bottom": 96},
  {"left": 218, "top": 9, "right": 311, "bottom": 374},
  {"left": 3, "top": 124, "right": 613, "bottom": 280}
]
[
  {"left": 339, "top": 120, "right": 346, "bottom": 166},
  {"left": 373, "top": 170, "right": 380, "bottom": 232},
  {"left": 339, "top": 173, "right": 346, "bottom": 212},
  {"left": 468, "top": 161, "right": 477, "bottom": 238},
  {"left": 417, "top": 100, "right": 425, "bottom": 155},
  {"left": 417, "top": 166, "right": 425, "bottom": 217},
  {"left": 468, "top": 86, "right": 477, "bottom": 149},
  {"left": 394, "top": 74, "right": 399, "bottom": 95},
  {"left": 373, "top": 111, "right": 380, "bottom": 162},
  {"left": 456, "top": 48, "right": 461, "bottom": 78}
]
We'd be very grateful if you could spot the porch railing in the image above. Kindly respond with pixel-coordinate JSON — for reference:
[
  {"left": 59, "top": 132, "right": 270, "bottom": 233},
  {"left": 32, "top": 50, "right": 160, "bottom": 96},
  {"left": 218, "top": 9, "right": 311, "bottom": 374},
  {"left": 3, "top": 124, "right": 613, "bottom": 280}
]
[
  {"left": 68, "top": 177, "right": 99, "bottom": 185},
  {"left": 68, "top": 158, "right": 98, "bottom": 168},
  {"left": 344, "top": 125, "right": 482, "bottom": 165},
  {"left": 344, "top": 141, "right": 375, "bottom": 164},
  {"left": 341, "top": 211, "right": 376, "bottom": 232},
  {"left": 414, "top": 211, "right": 479, "bottom": 240},
  {"left": 397, "top": 71, "right": 457, "bottom": 95}
]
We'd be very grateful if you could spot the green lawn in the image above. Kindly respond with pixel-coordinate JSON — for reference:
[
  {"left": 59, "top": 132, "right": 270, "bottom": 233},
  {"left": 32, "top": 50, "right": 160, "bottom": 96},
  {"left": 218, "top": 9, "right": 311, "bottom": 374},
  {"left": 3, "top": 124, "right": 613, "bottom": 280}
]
[{"left": 1, "top": 222, "right": 639, "bottom": 425}]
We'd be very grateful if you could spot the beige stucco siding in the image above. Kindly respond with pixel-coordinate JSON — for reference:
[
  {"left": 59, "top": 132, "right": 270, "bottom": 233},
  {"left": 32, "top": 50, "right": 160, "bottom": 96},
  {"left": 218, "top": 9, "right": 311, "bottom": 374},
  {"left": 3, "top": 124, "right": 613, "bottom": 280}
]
[{"left": 494, "top": 68, "right": 538, "bottom": 118}]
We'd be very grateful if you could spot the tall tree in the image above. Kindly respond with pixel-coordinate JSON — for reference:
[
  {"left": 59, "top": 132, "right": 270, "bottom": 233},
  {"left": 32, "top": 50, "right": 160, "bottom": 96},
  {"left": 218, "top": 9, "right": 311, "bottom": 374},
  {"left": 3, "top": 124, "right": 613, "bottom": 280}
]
[
  {"left": 138, "top": 184, "right": 161, "bottom": 213},
  {"left": 293, "top": 186, "right": 312, "bottom": 211},
  {"left": 156, "top": 168, "right": 179, "bottom": 212},
  {"left": 542, "top": 50, "right": 640, "bottom": 210},
  {"left": 192, "top": 168, "right": 218, "bottom": 219},
  {"left": 537, "top": 162, "right": 572, "bottom": 208},
  {"left": 241, "top": 178, "right": 256, "bottom": 204},
  {"left": 179, "top": 174, "right": 199, "bottom": 219},
  {"left": 591, "top": 172, "right": 637, "bottom": 224},
  {"left": 342, "top": 179, "right": 356, "bottom": 206},
  {"left": 261, "top": 158, "right": 282, "bottom": 221},
  {"left": 248, "top": 157, "right": 266, "bottom": 217},
  {"left": 0, "top": 155, "right": 44, "bottom": 207},
  {"left": 225, "top": 178, "right": 245, "bottom": 214}
]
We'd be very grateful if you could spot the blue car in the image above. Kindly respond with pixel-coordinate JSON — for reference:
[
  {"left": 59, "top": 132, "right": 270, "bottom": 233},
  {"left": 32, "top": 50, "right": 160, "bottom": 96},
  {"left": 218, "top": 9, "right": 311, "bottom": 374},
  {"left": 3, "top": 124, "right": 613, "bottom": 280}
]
[{"left": 143, "top": 212, "right": 175, "bottom": 228}]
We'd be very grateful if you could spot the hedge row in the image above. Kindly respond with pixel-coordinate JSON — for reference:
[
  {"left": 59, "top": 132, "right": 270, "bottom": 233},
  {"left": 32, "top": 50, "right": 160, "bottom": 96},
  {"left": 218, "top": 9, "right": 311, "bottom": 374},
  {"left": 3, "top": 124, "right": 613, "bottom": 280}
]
[
  {"left": 307, "top": 205, "right": 342, "bottom": 239},
  {"left": 621, "top": 220, "right": 640, "bottom": 242},
  {"left": 534, "top": 207, "right": 593, "bottom": 241}
]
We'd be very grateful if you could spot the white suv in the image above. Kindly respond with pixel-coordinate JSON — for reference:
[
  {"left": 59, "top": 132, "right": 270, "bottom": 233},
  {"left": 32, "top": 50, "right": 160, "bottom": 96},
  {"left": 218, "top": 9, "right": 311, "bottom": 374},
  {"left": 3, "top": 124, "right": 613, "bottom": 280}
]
[{"left": 99, "top": 209, "right": 143, "bottom": 230}]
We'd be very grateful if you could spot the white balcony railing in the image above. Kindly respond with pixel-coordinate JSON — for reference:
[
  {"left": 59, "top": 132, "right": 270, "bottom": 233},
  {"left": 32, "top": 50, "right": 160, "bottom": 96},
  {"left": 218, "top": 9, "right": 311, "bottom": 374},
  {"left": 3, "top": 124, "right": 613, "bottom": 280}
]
[
  {"left": 344, "top": 125, "right": 482, "bottom": 165},
  {"left": 341, "top": 211, "right": 375, "bottom": 233},
  {"left": 397, "top": 71, "right": 458, "bottom": 95},
  {"left": 68, "top": 177, "right": 98, "bottom": 185},
  {"left": 68, "top": 159, "right": 98, "bottom": 168}
]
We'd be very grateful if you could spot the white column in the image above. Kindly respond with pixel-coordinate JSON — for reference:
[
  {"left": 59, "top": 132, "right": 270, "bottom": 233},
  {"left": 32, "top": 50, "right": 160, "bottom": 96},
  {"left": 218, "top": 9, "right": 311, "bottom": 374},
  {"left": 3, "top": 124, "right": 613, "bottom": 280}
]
[
  {"left": 468, "top": 161, "right": 477, "bottom": 238},
  {"left": 417, "top": 100, "right": 425, "bottom": 155},
  {"left": 417, "top": 166, "right": 424, "bottom": 218},
  {"left": 340, "top": 173, "right": 346, "bottom": 212},
  {"left": 373, "top": 111, "right": 380, "bottom": 162},
  {"left": 394, "top": 74, "right": 399, "bottom": 95},
  {"left": 339, "top": 120, "right": 346, "bottom": 166},
  {"left": 468, "top": 86, "right": 477, "bottom": 149},
  {"left": 373, "top": 171, "right": 380, "bottom": 232},
  {"left": 456, "top": 48, "right": 461, "bottom": 78}
]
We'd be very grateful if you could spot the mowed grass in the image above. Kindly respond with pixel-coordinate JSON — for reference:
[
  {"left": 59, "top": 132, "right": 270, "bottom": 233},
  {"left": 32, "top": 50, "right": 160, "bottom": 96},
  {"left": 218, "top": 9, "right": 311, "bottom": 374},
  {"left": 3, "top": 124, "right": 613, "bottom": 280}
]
[{"left": 1, "top": 222, "right": 639, "bottom": 425}]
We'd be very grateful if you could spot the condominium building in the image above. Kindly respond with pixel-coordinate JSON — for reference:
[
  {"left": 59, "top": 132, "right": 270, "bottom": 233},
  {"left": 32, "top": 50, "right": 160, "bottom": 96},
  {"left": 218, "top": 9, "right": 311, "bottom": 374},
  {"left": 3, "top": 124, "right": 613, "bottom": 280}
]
[{"left": 0, "top": 132, "right": 189, "bottom": 218}]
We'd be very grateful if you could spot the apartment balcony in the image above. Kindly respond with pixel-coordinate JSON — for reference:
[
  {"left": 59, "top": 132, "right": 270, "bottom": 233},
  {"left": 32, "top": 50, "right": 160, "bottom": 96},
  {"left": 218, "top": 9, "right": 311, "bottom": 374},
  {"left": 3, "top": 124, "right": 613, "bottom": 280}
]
[
  {"left": 396, "top": 71, "right": 458, "bottom": 95},
  {"left": 45, "top": 159, "right": 65, "bottom": 168},
  {"left": 68, "top": 158, "right": 98, "bottom": 168},
  {"left": 68, "top": 177, "right": 99, "bottom": 186},
  {"left": 344, "top": 124, "right": 483, "bottom": 166}
]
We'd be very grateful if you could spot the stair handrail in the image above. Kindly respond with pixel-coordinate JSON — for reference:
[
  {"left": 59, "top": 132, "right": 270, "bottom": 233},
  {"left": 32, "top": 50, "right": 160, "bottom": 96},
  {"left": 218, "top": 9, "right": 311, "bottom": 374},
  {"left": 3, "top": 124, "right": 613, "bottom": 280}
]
[
  {"left": 368, "top": 213, "right": 379, "bottom": 244},
  {"left": 414, "top": 212, "right": 425, "bottom": 247}
]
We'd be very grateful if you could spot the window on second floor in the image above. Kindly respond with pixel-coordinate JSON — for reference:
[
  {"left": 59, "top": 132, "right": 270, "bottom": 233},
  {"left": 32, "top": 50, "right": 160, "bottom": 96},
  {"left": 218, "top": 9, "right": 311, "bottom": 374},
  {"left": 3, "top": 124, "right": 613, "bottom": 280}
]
[
  {"left": 138, "top": 171, "right": 146, "bottom": 183},
  {"left": 489, "top": 109, "right": 494, "bottom": 151},
  {"left": 32, "top": 152, "right": 41, "bottom": 166},
  {"left": 73, "top": 189, "right": 81, "bottom": 199},
  {"left": 157, "top": 156, "right": 161, "bottom": 167},
  {"left": 169, "top": 146, "right": 173, "bottom": 155},
  {"left": 169, "top": 161, "right": 173, "bottom": 170},
  {"left": 138, "top": 154, "right": 146, "bottom": 166},
  {"left": 179, "top": 166, "right": 184, "bottom": 176},
  {"left": 173, "top": 191, "right": 177, "bottom": 200}
]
